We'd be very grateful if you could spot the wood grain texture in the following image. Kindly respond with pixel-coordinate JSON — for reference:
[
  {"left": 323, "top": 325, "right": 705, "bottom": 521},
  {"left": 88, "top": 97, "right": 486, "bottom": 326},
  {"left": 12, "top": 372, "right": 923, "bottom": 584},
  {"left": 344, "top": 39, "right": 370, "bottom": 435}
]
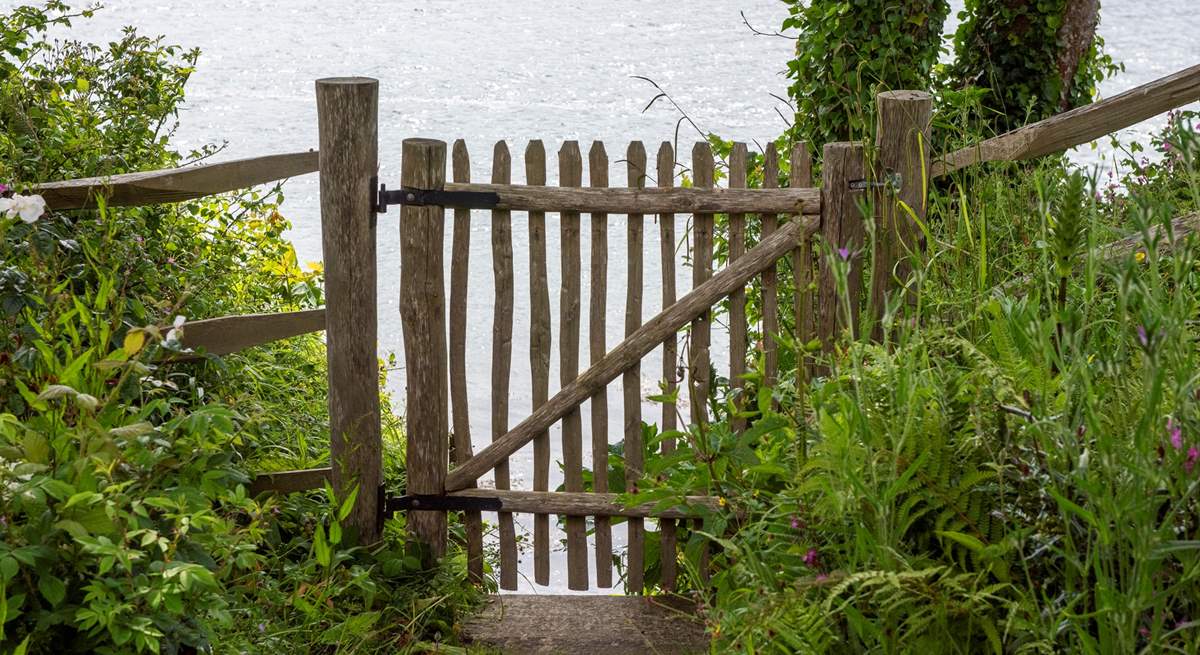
[
  {"left": 250, "top": 467, "right": 332, "bottom": 495},
  {"left": 728, "top": 143, "right": 749, "bottom": 433},
  {"left": 761, "top": 143, "right": 780, "bottom": 393},
  {"left": 439, "top": 182, "right": 819, "bottom": 214},
  {"left": 170, "top": 309, "right": 325, "bottom": 358},
  {"left": 934, "top": 64, "right": 1200, "bottom": 177},
  {"left": 789, "top": 142, "right": 815, "bottom": 384},
  {"left": 587, "top": 141, "right": 613, "bottom": 588},
  {"left": 34, "top": 150, "right": 319, "bottom": 210},
  {"left": 449, "top": 489, "right": 723, "bottom": 518},
  {"left": 316, "top": 78, "right": 382, "bottom": 545},
  {"left": 624, "top": 141, "right": 647, "bottom": 594},
  {"left": 559, "top": 141, "right": 589, "bottom": 590},
  {"left": 526, "top": 140, "right": 553, "bottom": 587},
  {"left": 464, "top": 595, "right": 706, "bottom": 655},
  {"left": 490, "top": 141, "right": 519, "bottom": 591},
  {"left": 445, "top": 216, "right": 819, "bottom": 492},
  {"left": 450, "top": 140, "right": 483, "bottom": 583},
  {"left": 398, "top": 137, "right": 449, "bottom": 559},
  {"left": 656, "top": 141, "right": 679, "bottom": 592},
  {"left": 690, "top": 143, "right": 715, "bottom": 427},
  {"left": 817, "top": 142, "right": 866, "bottom": 352},
  {"left": 872, "top": 92, "right": 932, "bottom": 340}
]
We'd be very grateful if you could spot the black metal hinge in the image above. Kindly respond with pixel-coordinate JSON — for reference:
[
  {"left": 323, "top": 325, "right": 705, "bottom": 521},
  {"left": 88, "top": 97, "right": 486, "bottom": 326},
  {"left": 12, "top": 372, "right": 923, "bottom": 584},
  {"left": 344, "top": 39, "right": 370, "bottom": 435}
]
[
  {"left": 371, "top": 176, "right": 500, "bottom": 214},
  {"left": 848, "top": 171, "right": 903, "bottom": 192},
  {"left": 378, "top": 486, "right": 503, "bottom": 522}
]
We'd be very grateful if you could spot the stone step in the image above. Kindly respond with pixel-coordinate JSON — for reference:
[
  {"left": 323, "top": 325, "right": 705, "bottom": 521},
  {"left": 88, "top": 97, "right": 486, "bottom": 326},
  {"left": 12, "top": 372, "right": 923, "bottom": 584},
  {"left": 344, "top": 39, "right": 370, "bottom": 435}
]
[{"left": 463, "top": 594, "right": 708, "bottom": 654}]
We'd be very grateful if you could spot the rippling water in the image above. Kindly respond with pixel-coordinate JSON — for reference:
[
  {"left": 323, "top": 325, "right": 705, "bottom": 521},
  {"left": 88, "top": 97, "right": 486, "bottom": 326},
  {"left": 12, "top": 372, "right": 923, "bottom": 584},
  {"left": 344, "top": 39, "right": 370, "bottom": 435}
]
[{"left": 34, "top": 0, "right": 1199, "bottom": 592}]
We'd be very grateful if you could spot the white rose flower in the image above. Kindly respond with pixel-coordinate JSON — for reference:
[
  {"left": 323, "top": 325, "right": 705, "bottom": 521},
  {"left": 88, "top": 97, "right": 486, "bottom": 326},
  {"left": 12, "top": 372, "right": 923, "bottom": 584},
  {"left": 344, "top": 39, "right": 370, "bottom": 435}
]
[{"left": 0, "top": 194, "right": 47, "bottom": 223}]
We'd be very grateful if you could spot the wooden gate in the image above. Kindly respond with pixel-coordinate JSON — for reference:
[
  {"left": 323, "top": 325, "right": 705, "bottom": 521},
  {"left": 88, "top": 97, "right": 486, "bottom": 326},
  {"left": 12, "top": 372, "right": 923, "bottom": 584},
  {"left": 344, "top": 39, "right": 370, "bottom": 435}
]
[{"left": 320, "top": 78, "right": 935, "bottom": 592}]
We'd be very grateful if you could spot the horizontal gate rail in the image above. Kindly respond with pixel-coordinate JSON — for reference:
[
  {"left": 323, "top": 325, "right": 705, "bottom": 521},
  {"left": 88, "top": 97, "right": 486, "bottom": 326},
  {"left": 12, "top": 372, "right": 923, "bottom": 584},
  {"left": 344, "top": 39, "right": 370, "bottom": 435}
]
[
  {"left": 447, "top": 489, "right": 723, "bottom": 518},
  {"left": 444, "top": 214, "right": 819, "bottom": 492},
  {"left": 408, "top": 182, "right": 821, "bottom": 215}
]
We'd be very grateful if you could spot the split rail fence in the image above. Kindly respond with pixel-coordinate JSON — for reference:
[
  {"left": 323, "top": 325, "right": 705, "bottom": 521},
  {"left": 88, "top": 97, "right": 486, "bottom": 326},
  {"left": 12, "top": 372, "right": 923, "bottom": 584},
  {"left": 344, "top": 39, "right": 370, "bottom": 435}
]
[{"left": 32, "top": 63, "right": 1200, "bottom": 592}]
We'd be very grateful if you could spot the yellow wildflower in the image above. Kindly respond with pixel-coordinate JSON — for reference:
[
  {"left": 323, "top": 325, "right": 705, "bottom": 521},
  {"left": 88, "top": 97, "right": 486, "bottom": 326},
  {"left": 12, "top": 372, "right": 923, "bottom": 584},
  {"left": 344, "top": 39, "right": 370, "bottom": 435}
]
[{"left": 1136, "top": 251, "right": 1147, "bottom": 263}]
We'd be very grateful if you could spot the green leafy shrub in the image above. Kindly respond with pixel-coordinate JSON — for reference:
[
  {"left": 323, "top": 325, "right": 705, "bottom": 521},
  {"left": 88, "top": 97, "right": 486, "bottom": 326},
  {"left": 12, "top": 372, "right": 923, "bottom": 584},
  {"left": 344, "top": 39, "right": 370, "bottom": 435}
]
[
  {"left": 783, "top": 0, "right": 949, "bottom": 149},
  {"left": 0, "top": 3, "right": 480, "bottom": 653}
]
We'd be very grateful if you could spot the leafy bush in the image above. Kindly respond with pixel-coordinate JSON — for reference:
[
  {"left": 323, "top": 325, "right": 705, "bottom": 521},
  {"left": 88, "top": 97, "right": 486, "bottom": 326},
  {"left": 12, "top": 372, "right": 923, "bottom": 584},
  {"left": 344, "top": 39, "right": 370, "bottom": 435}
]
[
  {"left": 631, "top": 109, "right": 1200, "bottom": 653},
  {"left": 782, "top": 0, "right": 950, "bottom": 149},
  {"left": 0, "top": 3, "right": 480, "bottom": 653}
]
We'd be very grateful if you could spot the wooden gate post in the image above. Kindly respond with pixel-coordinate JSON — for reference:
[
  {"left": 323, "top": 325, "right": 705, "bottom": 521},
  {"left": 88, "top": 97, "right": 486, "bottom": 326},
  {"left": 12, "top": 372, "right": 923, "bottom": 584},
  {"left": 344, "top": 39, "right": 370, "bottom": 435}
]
[
  {"left": 818, "top": 141, "right": 867, "bottom": 352},
  {"left": 399, "top": 138, "right": 450, "bottom": 560},
  {"left": 870, "top": 91, "right": 933, "bottom": 338},
  {"left": 316, "top": 78, "right": 382, "bottom": 544}
]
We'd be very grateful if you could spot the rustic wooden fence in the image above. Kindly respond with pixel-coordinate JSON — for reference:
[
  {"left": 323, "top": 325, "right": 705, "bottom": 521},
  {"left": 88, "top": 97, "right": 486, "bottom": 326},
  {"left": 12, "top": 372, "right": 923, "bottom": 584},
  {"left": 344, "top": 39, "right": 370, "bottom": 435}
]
[{"left": 32, "top": 62, "right": 1200, "bottom": 593}]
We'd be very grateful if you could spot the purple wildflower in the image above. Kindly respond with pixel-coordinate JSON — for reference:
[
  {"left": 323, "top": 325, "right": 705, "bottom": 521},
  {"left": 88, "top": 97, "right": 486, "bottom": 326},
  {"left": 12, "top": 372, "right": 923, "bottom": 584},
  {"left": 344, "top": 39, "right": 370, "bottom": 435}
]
[
  {"left": 0, "top": 183, "right": 8, "bottom": 195},
  {"left": 1169, "top": 419, "right": 1183, "bottom": 451},
  {"left": 803, "top": 548, "right": 819, "bottom": 568},
  {"left": 1137, "top": 325, "right": 1149, "bottom": 347},
  {"left": 837, "top": 247, "right": 850, "bottom": 261}
]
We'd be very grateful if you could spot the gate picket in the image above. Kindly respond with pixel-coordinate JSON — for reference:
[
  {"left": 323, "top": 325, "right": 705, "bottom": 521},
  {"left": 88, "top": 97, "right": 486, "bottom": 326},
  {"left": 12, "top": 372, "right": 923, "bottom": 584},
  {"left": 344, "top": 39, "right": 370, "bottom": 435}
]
[
  {"left": 526, "top": 140, "right": 553, "bottom": 587},
  {"left": 728, "top": 143, "right": 749, "bottom": 433},
  {"left": 449, "top": 140, "right": 483, "bottom": 583},
  {"left": 559, "top": 141, "right": 589, "bottom": 591},
  {"left": 491, "top": 141, "right": 518, "bottom": 591},
  {"left": 624, "top": 141, "right": 647, "bottom": 594},
  {"left": 656, "top": 141, "right": 679, "bottom": 592},
  {"left": 588, "top": 141, "right": 613, "bottom": 588}
]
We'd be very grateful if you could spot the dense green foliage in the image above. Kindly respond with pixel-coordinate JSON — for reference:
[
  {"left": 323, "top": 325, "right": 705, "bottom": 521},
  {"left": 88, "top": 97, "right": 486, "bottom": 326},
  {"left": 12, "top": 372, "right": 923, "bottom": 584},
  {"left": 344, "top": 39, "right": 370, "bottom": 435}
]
[
  {"left": 0, "top": 4, "right": 480, "bottom": 653},
  {"left": 628, "top": 111, "right": 1200, "bottom": 651},
  {"left": 947, "top": 0, "right": 1119, "bottom": 134},
  {"left": 783, "top": 1, "right": 950, "bottom": 149}
]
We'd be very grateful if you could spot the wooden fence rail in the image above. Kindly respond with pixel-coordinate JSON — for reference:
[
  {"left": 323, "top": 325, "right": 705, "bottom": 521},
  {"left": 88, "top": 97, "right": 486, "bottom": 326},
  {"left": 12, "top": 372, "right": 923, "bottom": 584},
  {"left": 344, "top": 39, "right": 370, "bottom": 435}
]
[
  {"left": 935, "top": 63, "right": 1200, "bottom": 177},
  {"left": 34, "top": 151, "right": 320, "bottom": 209}
]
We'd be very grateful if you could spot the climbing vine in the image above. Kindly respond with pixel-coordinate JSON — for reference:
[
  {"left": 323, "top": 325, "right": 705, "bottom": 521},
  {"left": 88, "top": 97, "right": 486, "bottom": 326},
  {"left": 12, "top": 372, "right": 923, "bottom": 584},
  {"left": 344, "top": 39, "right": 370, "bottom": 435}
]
[{"left": 783, "top": 0, "right": 949, "bottom": 149}]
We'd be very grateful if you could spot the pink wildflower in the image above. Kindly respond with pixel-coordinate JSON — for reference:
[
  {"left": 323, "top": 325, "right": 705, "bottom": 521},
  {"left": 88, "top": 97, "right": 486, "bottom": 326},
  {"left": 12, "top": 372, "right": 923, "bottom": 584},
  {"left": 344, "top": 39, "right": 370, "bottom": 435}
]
[
  {"left": 1169, "top": 419, "right": 1183, "bottom": 450},
  {"left": 1186, "top": 446, "right": 1199, "bottom": 474},
  {"left": 791, "top": 516, "right": 801, "bottom": 530},
  {"left": 0, "top": 183, "right": 8, "bottom": 195}
]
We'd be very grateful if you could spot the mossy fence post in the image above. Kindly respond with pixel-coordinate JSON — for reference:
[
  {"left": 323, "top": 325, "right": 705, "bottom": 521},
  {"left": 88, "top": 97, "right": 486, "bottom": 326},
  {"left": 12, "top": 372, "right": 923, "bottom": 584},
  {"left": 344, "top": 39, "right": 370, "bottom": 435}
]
[{"left": 316, "top": 77, "right": 382, "bottom": 544}]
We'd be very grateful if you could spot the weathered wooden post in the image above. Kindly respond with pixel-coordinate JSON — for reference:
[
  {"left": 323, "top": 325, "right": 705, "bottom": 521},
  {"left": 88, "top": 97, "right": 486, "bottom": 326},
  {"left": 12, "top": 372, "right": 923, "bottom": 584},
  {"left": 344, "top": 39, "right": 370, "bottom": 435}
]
[
  {"left": 316, "top": 78, "right": 382, "bottom": 544},
  {"left": 818, "top": 141, "right": 867, "bottom": 351},
  {"left": 870, "top": 91, "right": 933, "bottom": 339},
  {"left": 399, "top": 138, "right": 450, "bottom": 560}
]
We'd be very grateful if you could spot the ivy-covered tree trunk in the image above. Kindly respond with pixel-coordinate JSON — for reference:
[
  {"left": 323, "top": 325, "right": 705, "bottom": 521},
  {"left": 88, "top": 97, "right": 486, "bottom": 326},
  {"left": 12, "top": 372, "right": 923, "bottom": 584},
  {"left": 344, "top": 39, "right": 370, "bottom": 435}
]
[{"left": 949, "top": 0, "right": 1111, "bottom": 134}]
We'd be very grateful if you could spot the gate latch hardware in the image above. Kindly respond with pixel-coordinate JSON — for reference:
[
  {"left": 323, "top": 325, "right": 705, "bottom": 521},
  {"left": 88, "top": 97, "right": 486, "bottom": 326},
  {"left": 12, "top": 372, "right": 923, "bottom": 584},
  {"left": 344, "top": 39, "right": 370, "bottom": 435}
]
[
  {"left": 372, "top": 176, "right": 501, "bottom": 214},
  {"left": 379, "top": 488, "right": 504, "bottom": 521},
  {"left": 848, "top": 171, "right": 903, "bottom": 192}
]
